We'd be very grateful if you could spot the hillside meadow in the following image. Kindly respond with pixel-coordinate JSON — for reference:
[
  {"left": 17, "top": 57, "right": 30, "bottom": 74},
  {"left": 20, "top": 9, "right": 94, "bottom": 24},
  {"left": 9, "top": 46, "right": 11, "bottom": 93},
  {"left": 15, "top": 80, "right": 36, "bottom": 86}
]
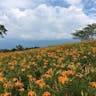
[{"left": 0, "top": 40, "right": 96, "bottom": 96}]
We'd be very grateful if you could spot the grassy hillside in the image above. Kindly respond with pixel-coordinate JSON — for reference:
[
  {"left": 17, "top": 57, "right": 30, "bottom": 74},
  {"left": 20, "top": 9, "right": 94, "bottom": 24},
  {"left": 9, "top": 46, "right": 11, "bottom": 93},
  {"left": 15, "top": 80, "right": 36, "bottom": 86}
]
[{"left": 0, "top": 40, "right": 96, "bottom": 96}]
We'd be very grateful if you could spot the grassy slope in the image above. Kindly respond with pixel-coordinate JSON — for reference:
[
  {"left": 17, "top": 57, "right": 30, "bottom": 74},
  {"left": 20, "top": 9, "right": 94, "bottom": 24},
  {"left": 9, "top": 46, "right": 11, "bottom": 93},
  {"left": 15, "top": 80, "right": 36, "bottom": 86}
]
[{"left": 0, "top": 40, "right": 96, "bottom": 96}]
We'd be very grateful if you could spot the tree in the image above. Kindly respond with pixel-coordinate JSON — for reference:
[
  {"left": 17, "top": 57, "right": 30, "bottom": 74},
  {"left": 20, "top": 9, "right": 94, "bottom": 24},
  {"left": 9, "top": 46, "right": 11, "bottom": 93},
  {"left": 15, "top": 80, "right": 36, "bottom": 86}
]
[
  {"left": 72, "top": 23, "right": 96, "bottom": 41},
  {"left": 0, "top": 24, "right": 8, "bottom": 37},
  {"left": 16, "top": 44, "right": 24, "bottom": 50}
]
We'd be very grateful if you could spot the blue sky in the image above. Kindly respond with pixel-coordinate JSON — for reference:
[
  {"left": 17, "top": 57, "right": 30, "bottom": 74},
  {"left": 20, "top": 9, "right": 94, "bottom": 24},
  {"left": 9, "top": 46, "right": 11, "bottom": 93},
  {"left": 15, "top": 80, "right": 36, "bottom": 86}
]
[{"left": 0, "top": 0, "right": 96, "bottom": 48}]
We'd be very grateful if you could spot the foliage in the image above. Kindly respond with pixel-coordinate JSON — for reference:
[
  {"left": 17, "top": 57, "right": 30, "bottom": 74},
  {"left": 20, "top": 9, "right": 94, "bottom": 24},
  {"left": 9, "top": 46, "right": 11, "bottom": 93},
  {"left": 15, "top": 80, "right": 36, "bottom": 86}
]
[
  {"left": 0, "top": 40, "right": 96, "bottom": 95},
  {"left": 72, "top": 23, "right": 96, "bottom": 41},
  {"left": 0, "top": 24, "right": 7, "bottom": 37},
  {"left": 16, "top": 44, "right": 24, "bottom": 51}
]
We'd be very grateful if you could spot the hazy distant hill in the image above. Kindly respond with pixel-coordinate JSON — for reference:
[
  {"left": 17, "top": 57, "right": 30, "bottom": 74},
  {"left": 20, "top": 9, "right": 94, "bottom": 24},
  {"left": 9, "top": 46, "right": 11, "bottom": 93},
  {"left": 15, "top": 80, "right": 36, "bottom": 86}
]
[{"left": 0, "top": 39, "right": 79, "bottom": 49}]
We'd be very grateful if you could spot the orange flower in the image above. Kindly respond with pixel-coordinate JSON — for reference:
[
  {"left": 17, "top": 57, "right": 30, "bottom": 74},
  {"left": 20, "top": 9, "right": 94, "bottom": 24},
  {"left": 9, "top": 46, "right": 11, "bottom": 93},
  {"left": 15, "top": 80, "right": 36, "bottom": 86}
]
[
  {"left": 35, "top": 79, "right": 45, "bottom": 88},
  {"left": 58, "top": 76, "right": 69, "bottom": 84},
  {"left": 31, "top": 62, "right": 37, "bottom": 66},
  {"left": 61, "top": 70, "right": 75, "bottom": 76},
  {"left": 19, "top": 88, "right": 25, "bottom": 92},
  {"left": 3, "top": 92, "right": 11, "bottom": 96},
  {"left": 21, "top": 68, "right": 26, "bottom": 72},
  {"left": 12, "top": 78, "right": 18, "bottom": 82},
  {"left": 0, "top": 77, "right": 6, "bottom": 83},
  {"left": 42, "top": 91, "right": 51, "bottom": 96},
  {"left": 76, "top": 73, "right": 83, "bottom": 78},
  {"left": 44, "top": 74, "right": 52, "bottom": 79},
  {"left": 46, "top": 68, "right": 52, "bottom": 74},
  {"left": 28, "top": 91, "right": 35, "bottom": 96},
  {"left": 0, "top": 72, "right": 3, "bottom": 76},
  {"left": 91, "top": 82, "right": 96, "bottom": 87},
  {"left": 43, "top": 65, "right": 47, "bottom": 68},
  {"left": 14, "top": 81, "right": 23, "bottom": 87},
  {"left": 3, "top": 82, "right": 12, "bottom": 88}
]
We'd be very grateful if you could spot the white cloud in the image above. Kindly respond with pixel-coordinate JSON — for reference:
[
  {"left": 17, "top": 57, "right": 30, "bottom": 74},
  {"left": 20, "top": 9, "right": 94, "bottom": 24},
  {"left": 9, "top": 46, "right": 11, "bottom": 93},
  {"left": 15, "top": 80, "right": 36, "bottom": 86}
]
[
  {"left": 0, "top": 0, "right": 48, "bottom": 9},
  {"left": 65, "top": 0, "right": 81, "bottom": 4},
  {"left": 0, "top": 4, "right": 95, "bottom": 40},
  {"left": 0, "top": 0, "right": 31, "bottom": 9}
]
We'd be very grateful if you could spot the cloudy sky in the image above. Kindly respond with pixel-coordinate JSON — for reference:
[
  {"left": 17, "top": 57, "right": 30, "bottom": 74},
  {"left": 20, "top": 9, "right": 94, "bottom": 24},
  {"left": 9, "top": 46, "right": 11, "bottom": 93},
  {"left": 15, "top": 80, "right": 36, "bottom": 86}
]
[{"left": 0, "top": 0, "right": 96, "bottom": 48}]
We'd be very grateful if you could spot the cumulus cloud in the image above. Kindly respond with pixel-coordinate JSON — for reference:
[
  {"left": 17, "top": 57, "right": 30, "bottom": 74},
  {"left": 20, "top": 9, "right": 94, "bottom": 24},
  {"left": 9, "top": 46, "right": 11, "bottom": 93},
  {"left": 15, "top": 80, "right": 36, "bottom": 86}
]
[
  {"left": 65, "top": 0, "right": 81, "bottom": 4},
  {"left": 0, "top": 4, "right": 94, "bottom": 40},
  {"left": 0, "top": 0, "right": 30, "bottom": 9},
  {"left": 0, "top": 0, "right": 69, "bottom": 9},
  {"left": 0, "top": 0, "right": 95, "bottom": 40}
]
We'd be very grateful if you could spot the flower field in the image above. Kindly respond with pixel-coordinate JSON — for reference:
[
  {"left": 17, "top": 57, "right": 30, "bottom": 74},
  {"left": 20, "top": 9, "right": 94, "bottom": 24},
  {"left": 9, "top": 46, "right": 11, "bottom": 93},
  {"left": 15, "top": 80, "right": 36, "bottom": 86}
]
[{"left": 0, "top": 40, "right": 96, "bottom": 96}]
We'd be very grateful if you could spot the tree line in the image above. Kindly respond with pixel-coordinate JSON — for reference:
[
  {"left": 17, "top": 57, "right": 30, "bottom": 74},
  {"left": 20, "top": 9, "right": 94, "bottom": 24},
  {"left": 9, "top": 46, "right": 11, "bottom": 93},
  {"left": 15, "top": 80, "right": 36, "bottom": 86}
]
[{"left": 0, "top": 44, "right": 40, "bottom": 52}]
